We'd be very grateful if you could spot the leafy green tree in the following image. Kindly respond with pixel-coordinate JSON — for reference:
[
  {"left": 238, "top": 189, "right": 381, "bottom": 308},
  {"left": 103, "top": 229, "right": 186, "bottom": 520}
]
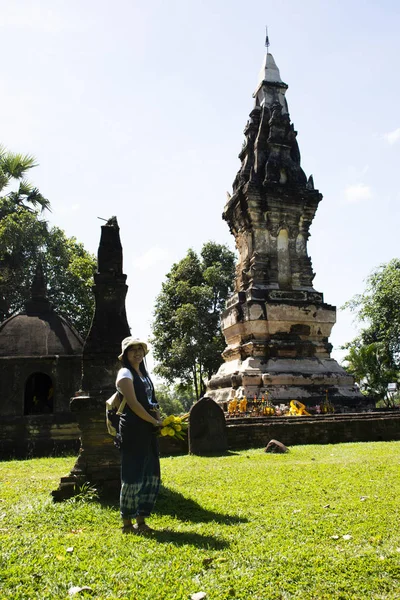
[
  {"left": 342, "top": 340, "right": 398, "bottom": 406},
  {"left": 151, "top": 242, "right": 236, "bottom": 399},
  {"left": 343, "top": 259, "right": 400, "bottom": 405},
  {"left": 41, "top": 228, "right": 96, "bottom": 337},
  {"left": 0, "top": 210, "right": 96, "bottom": 337},
  {"left": 154, "top": 383, "right": 194, "bottom": 416},
  {"left": 0, "top": 145, "right": 96, "bottom": 338},
  {"left": 344, "top": 259, "right": 400, "bottom": 366}
]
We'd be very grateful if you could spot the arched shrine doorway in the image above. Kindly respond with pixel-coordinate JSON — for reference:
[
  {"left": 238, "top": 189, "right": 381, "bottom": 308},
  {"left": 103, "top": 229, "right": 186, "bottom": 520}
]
[{"left": 24, "top": 373, "right": 54, "bottom": 415}]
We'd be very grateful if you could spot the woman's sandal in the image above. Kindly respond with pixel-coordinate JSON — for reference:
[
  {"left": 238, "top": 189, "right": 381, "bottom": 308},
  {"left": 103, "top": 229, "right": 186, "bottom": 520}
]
[
  {"left": 121, "top": 524, "right": 134, "bottom": 534},
  {"left": 133, "top": 523, "right": 155, "bottom": 534}
]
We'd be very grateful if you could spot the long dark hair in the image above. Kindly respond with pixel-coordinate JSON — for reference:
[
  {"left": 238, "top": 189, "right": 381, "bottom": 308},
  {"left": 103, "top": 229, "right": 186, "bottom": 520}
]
[{"left": 121, "top": 350, "right": 154, "bottom": 392}]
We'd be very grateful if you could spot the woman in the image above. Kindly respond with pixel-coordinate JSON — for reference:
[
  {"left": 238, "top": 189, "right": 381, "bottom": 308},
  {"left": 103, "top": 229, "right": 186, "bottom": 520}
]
[{"left": 116, "top": 336, "right": 163, "bottom": 534}]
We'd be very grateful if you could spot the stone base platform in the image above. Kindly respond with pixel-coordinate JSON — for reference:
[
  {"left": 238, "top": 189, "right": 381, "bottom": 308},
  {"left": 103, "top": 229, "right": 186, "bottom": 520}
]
[{"left": 207, "top": 356, "right": 367, "bottom": 411}]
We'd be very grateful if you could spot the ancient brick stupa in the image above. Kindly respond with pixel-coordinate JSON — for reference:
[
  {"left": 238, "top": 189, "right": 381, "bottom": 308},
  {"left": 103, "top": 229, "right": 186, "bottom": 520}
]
[
  {"left": 52, "top": 217, "right": 130, "bottom": 500},
  {"left": 206, "top": 48, "right": 364, "bottom": 411},
  {"left": 0, "top": 262, "right": 82, "bottom": 457}
]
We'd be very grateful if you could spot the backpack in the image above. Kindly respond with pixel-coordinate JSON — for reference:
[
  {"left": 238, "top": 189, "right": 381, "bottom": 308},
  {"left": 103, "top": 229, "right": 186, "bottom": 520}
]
[{"left": 105, "top": 391, "right": 127, "bottom": 437}]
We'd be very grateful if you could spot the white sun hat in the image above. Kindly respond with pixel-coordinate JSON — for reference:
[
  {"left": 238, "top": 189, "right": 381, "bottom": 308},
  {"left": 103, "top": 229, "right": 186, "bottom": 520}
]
[{"left": 118, "top": 337, "right": 149, "bottom": 360}]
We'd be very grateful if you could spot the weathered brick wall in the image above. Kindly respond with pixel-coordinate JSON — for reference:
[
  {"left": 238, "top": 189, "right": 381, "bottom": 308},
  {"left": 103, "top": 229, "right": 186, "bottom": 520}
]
[
  {"left": 226, "top": 412, "right": 400, "bottom": 449},
  {"left": 2, "top": 411, "right": 399, "bottom": 461},
  {"left": 0, "top": 412, "right": 188, "bottom": 461},
  {"left": 0, "top": 413, "right": 81, "bottom": 459}
]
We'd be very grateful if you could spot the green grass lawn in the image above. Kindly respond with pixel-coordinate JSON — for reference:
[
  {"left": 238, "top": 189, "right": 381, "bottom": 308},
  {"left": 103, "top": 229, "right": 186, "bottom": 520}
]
[{"left": 0, "top": 442, "right": 399, "bottom": 600}]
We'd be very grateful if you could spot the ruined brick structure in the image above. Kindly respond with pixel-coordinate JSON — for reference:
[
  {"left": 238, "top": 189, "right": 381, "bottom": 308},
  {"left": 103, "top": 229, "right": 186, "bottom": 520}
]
[
  {"left": 0, "top": 262, "right": 82, "bottom": 457},
  {"left": 52, "top": 217, "right": 130, "bottom": 499},
  {"left": 207, "top": 52, "right": 365, "bottom": 410}
]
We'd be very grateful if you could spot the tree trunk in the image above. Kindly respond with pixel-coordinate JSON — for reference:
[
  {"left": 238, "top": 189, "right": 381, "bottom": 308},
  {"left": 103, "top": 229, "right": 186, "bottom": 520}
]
[
  {"left": 193, "top": 364, "right": 199, "bottom": 400},
  {"left": 199, "top": 362, "right": 205, "bottom": 398}
]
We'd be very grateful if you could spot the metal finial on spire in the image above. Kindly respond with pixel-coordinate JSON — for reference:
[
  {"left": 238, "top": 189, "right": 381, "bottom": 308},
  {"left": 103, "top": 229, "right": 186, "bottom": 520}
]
[{"left": 265, "top": 26, "right": 270, "bottom": 53}]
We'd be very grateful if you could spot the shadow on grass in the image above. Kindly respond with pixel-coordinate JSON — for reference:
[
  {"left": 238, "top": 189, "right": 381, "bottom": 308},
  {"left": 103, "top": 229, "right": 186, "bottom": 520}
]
[
  {"left": 99, "top": 485, "right": 247, "bottom": 527},
  {"left": 154, "top": 486, "right": 248, "bottom": 525},
  {"left": 190, "top": 450, "right": 241, "bottom": 457},
  {"left": 149, "top": 527, "right": 229, "bottom": 549}
]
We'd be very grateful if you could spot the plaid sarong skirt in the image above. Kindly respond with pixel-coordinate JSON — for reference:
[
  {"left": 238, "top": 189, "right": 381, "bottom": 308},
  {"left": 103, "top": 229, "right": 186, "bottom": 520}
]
[{"left": 120, "top": 439, "right": 161, "bottom": 519}]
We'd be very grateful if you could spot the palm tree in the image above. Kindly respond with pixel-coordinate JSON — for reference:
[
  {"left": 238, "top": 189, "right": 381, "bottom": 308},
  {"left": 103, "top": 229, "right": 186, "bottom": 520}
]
[{"left": 0, "top": 145, "right": 50, "bottom": 217}]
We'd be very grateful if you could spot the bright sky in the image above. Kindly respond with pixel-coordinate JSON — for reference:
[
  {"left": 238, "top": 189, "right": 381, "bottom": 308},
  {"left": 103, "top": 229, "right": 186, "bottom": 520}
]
[{"left": 1, "top": 0, "right": 400, "bottom": 374}]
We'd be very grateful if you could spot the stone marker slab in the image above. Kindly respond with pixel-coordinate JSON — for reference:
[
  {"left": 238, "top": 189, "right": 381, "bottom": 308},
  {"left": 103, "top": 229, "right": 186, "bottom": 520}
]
[{"left": 189, "top": 397, "right": 227, "bottom": 456}]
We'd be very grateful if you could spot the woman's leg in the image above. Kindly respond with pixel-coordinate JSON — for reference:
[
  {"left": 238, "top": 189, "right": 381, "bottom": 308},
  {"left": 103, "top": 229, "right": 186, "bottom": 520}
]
[
  {"left": 120, "top": 481, "right": 141, "bottom": 529},
  {"left": 135, "top": 451, "right": 161, "bottom": 525}
]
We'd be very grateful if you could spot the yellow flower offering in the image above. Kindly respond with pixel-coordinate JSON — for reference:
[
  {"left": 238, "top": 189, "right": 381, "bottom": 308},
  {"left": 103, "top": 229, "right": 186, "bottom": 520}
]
[{"left": 158, "top": 413, "right": 188, "bottom": 441}]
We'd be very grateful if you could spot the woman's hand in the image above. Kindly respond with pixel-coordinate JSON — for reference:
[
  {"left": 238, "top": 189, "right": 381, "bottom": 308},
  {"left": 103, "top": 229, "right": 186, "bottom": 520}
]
[{"left": 153, "top": 418, "right": 163, "bottom": 427}]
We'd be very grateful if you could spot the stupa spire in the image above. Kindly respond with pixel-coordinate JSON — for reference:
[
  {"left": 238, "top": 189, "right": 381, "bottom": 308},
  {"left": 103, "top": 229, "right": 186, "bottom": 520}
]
[
  {"left": 253, "top": 53, "right": 288, "bottom": 113},
  {"left": 25, "top": 260, "right": 52, "bottom": 315},
  {"left": 252, "top": 31, "right": 288, "bottom": 113},
  {"left": 256, "top": 53, "right": 283, "bottom": 87},
  {"left": 231, "top": 45, "right": 305, "bottom": 195},
  {"left": 81, "top": 215, "right": 130, "bottom": 391},
  {"left": 31, "top": 261, "right": 47, "bottom": 300}
]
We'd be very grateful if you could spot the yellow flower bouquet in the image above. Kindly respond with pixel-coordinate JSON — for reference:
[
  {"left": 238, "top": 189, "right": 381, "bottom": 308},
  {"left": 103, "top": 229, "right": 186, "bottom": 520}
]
[{"left": 158, "top": 414, "right": 189, "bottom": 441}]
